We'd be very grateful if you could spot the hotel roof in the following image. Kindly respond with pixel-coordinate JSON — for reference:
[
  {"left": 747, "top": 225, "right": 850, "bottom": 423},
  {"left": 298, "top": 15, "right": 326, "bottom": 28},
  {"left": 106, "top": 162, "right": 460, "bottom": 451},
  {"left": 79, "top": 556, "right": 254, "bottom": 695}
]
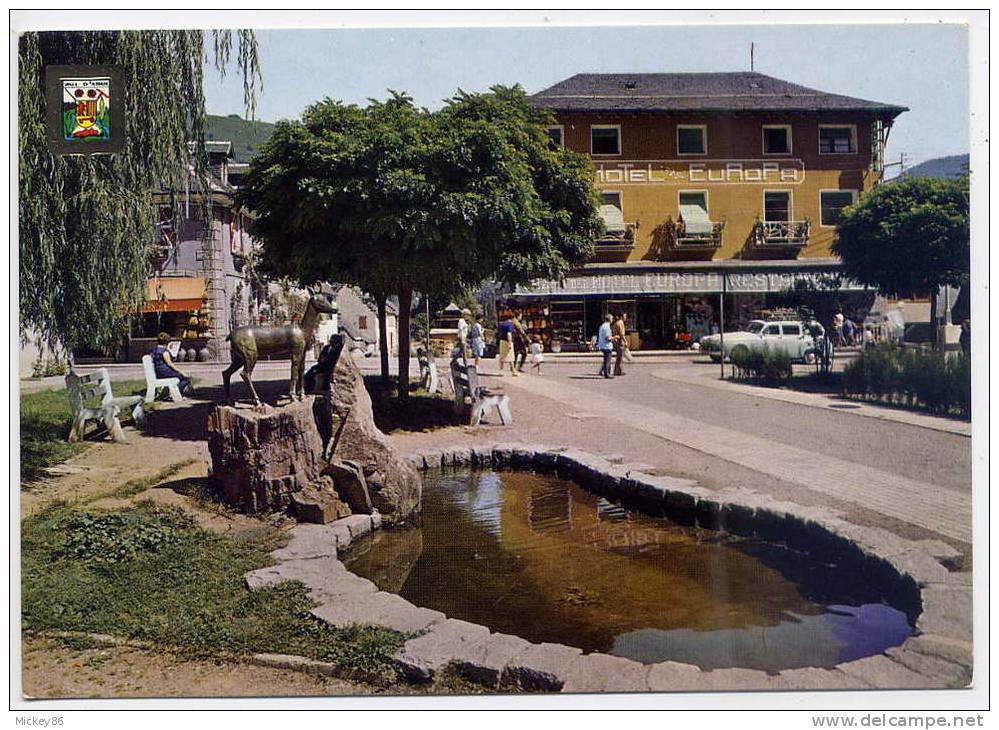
[{"left": 530, "top": 72, "right": 908, "bottom": 116}]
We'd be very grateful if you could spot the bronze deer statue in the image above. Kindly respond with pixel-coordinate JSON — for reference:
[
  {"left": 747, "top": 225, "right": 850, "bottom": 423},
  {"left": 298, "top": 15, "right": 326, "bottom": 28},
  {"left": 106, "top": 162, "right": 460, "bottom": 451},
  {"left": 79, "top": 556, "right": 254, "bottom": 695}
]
[{"left": 222, "top": 291, "right": 337, "bottom": 404}]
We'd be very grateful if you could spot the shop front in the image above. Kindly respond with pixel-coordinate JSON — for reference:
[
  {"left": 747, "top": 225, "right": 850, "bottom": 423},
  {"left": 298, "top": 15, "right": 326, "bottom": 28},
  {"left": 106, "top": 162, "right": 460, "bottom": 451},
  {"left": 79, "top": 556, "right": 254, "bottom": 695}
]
[
  {"left": 512, "top": 262, "right": 871, "bottom": 352},
  {"left": 128, "top": 276, "right": 213, "bottom": 362}
]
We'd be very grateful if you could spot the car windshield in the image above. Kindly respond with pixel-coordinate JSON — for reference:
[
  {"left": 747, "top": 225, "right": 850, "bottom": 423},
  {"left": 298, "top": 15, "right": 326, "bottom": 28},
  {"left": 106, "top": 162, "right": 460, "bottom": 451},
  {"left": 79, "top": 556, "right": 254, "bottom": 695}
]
[{"left": 745, "top": 321, "right": 765, "bottom": 334}]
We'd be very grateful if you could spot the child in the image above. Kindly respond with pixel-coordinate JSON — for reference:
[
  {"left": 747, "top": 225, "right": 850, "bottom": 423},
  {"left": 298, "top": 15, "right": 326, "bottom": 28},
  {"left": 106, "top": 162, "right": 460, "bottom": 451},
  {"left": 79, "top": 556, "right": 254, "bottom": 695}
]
[{"left": 529, "top": 335, "right": 545, "bottom": 375}]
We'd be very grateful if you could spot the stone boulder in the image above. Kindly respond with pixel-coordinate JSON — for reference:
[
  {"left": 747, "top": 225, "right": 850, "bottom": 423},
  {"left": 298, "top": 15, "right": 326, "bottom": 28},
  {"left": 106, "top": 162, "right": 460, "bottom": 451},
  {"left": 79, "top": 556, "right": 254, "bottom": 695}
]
[
  {"left": 323, "top": 459, "right": 374, "bottom": 514},
  {"left": 317, "top": 353, "right": 422, "bottom": 524},
  {"left": 290, "top": 475, "right": 353, "bottom": 524},
  {"left": 206, "top": 399, "right": 323, "bottom": 513}
]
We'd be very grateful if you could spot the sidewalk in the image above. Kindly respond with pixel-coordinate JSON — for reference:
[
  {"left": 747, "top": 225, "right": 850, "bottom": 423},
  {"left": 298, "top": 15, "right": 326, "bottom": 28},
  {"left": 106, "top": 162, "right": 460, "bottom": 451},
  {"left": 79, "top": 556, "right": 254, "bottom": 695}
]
[{"left": 650, "top": 369, "right": 972, "bottom": 438}]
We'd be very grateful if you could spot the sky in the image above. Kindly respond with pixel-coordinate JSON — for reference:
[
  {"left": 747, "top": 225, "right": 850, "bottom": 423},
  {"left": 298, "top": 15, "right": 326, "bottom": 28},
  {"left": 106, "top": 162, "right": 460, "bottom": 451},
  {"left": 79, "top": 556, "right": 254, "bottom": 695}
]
[{"left": 204, "top": 23, "right": 969, "bottom": 169}]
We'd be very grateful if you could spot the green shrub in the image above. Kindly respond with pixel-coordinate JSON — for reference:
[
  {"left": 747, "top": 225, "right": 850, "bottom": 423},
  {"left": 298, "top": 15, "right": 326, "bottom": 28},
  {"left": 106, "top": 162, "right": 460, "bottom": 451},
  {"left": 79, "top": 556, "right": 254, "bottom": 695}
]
[
  {"left": 841, "top": 346, "right": 970, "bottom": 418},
  {"left": 730, "top": 345, "right": 792, "bottom": 386}
]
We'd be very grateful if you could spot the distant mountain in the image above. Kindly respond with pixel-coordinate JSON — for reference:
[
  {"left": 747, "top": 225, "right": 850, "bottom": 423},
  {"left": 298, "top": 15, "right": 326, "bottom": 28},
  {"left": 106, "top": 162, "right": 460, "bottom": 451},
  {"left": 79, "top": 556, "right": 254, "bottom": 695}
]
[
  {"left": 205, "top": 114, "right": 276, "bottom": 163},
  {"left": 903, "top": 154, "right": 969, "bottom": 180}
]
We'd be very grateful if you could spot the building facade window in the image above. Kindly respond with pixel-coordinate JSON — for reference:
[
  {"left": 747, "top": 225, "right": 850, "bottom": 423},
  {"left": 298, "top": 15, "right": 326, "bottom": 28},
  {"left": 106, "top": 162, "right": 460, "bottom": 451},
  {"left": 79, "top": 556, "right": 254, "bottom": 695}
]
[
  {"left": 819, "top": 125, "right": 857, "bottom": 154},
  {"left": 677, "top": 125, "right": 707, "bottom": 155},
  {"left": 590, "top": 125, "right": 621, "bottom": 155},
  {"left": 358, "top": 315, "right": 368, "bottom": 330},
  {"left": 678, "top": 190, "right": 708, "bottom": 211},
  {"left": 764, "top": 191, "right": 792, "bottom": 222},
  {"left": 762, "top": 125, "right": 792, "bottom": 155},
  {"left": 547, "top": 126, "right": 564, "bottom": 148},
  {"left": 598, "top": 191, "right": 625, "bottom": 237},
  {"left": 819, "top": 190, "right": 858, "bottom": 227}
]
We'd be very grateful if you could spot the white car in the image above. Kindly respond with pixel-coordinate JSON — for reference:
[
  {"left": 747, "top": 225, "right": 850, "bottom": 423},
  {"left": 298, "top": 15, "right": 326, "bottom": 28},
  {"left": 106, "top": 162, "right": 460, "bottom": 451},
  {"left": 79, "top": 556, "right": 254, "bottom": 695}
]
[{"left": 699, "top": 319, "right": 824, "bottom": 364}]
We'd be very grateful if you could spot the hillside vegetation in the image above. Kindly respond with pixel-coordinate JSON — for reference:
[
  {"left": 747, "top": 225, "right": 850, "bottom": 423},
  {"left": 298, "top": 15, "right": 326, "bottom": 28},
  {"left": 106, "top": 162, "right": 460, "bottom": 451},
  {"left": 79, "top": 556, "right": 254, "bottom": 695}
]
[{"left": 205, "top": 114, "right": 276, "bottom": 162}]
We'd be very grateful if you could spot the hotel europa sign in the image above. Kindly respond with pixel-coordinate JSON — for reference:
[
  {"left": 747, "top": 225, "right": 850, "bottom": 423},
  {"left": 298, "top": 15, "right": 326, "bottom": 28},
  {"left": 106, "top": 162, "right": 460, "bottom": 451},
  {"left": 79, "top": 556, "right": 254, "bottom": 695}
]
[
  {"left": 518, "top": 270, "right": 865, "bottom": 296},
  {"left": 594, "top": 159, "right": 806, "bottom": 186}
]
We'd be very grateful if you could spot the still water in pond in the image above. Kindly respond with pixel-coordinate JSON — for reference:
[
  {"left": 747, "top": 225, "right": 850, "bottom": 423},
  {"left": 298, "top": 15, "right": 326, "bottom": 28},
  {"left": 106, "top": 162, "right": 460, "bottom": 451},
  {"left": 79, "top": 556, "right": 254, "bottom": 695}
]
[{"left": 344, "top": 470, "right": 913, "bottom": 671}]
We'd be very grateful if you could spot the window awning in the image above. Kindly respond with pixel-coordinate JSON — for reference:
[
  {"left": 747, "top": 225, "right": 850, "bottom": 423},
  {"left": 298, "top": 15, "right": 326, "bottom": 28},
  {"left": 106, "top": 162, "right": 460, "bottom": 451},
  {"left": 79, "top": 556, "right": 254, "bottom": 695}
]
[
  {"left": 599, "top": 204, "right": 626, "bottom": 234},
  {"left": 141, "top": 277, "right": 207, "bottom": 313},
  {"left": 679, "top": 203, "right": 713, "bottom": 235}
]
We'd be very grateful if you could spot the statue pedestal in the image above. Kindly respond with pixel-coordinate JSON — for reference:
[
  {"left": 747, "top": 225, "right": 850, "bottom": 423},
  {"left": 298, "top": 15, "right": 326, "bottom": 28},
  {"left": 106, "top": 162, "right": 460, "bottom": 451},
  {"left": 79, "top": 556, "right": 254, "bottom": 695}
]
[{"left": 207, "top": 398, "right": 324, "bottom": 513}]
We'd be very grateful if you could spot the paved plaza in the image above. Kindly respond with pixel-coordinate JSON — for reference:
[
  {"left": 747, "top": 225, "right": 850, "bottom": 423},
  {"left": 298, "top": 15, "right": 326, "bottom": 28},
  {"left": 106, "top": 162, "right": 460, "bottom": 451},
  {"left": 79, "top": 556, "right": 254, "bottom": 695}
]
[{"left": 26, "top": 352, "right": 972, "bottom": 554}]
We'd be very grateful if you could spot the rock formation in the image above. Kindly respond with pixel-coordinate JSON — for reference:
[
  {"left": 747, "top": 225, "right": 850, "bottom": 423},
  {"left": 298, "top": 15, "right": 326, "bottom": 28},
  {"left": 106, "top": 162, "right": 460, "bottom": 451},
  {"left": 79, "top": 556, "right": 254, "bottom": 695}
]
[
  {"left": 206, "top": 399, "right": 323, "bottom": 513},
  {"left": 290, "top": 475, "right": 353, "bottom": 524},
  {"left": 323, "top": 459, "right": 374, "bottom": 514},
  {"left": 319, "top": 353, "right": 422, "bottom": 525}
]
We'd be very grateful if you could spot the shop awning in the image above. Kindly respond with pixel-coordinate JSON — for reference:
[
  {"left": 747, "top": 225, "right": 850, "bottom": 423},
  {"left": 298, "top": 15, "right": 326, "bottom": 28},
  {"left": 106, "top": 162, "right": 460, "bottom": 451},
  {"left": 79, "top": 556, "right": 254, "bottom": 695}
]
[
  {"left": 599, "top": 204, "right": 626, "bottom": 234},
  {"left": 679, "top": 202, "right": 713, "bottom": 235},
  {"left": 141, "top": 276, "right": 206, "bottom": 313}
]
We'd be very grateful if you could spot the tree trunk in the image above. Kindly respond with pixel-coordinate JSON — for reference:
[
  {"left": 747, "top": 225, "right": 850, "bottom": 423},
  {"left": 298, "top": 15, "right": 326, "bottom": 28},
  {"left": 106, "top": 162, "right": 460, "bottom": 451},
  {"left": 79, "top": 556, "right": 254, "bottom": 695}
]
[
  {"left": 375, "top": 293, "right": 390, "bottom": 384},
  {"left": 397, "top": 287, "right": 413, "bottom": 401},
  {"left": 929, "top": 287, "right": 939, "bottom": 350}
]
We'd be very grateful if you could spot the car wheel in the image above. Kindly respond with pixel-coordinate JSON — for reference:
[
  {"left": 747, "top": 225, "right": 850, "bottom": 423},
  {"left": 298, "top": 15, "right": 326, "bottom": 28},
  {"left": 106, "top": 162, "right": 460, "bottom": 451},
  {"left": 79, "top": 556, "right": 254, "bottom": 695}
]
[
  {"left": 709, "top": 353, "right": 721, "bottom": 363},
  {"left": 803, "top": 350, "right": 817, "bottom": 365}
]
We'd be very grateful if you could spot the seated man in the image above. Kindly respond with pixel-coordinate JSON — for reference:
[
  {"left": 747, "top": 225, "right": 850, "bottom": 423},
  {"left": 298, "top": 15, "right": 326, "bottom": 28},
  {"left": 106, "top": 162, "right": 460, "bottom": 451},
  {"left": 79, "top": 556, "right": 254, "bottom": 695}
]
[
  {"left": 305, "top": 334, "right": 345, "bottom": 393},
  {"left": 150, "top": 332, "right": 193, "bottom": 396}
]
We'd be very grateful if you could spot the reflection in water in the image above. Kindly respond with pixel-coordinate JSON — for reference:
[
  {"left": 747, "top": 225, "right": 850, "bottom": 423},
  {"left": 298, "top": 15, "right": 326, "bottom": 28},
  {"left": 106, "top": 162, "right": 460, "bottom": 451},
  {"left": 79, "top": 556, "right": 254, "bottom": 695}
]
[{"left": 344, "top": 470, "right": 912, "bottom": 671}]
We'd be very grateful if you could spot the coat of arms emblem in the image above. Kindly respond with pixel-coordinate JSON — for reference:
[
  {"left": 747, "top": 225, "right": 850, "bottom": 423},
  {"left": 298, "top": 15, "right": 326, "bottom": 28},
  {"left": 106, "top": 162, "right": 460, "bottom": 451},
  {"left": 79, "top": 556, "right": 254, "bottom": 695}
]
[{"left": 61, "top": 77, "right": 111, "bottom": 141}]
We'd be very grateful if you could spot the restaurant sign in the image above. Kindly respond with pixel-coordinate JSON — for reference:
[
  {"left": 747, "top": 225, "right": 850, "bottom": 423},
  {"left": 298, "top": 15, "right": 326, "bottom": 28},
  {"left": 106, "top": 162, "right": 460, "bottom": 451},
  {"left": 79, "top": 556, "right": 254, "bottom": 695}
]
[
  {"left": 595, "top": 159, "right": 805, "bottom": 186},
  {"left": 517, "top": 270, "right": 864, "bottom": 296}
]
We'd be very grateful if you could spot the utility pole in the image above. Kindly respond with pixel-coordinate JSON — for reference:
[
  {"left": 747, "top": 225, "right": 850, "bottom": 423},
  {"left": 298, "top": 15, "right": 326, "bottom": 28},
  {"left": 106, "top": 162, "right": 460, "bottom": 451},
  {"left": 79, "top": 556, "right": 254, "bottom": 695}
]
[
  {"left": 884, "top": 152, "right": 908, "bottom": 178},
  {"left": 750, "top": 42, "right": 755, "bottom": 72}
]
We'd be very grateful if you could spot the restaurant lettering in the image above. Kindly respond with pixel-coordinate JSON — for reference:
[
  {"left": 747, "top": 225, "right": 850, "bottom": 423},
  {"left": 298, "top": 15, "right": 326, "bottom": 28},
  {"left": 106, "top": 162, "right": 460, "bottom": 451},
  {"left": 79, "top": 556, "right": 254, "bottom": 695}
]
[
  {"left": 517, "top": 270, "right": 861, "bottom": 296},
  {"left": 595, "top": 159, "right": 805, "bottom": 185}
]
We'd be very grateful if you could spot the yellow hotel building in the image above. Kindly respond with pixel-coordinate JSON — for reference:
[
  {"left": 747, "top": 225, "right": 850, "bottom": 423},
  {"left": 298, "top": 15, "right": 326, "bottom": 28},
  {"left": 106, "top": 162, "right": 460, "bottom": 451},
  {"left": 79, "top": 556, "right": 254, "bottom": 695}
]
[{"left": 512, "top": 72, "right": 907, "bottom": 350}]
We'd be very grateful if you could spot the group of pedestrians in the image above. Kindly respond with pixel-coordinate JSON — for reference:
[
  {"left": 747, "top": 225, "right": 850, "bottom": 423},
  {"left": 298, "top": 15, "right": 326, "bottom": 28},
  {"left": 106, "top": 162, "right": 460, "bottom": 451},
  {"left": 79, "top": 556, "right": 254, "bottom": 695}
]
[
  {"left": 455, "top": 308, "right": 544, "bottom": 377},
  {"left": 597, "top": 312, "right": 629, "bottom": 379},
  {"left": 495, "top": 310, "right": 544, "bottom": 376},
  {"left": 832, "top": 310, "right": 861, "bottom": 346}
]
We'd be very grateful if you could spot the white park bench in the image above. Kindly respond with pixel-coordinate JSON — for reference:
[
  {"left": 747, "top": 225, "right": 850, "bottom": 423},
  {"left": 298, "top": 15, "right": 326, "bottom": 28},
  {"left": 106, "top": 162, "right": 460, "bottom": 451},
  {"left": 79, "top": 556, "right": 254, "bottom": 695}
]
[
  {"left": 450, "top": 357, "right": 513, "bottom": 426},
  {"left": 66, "top": 368, "right": 145, "bottom": 443},
  {"left": 141, "top": 354, "right": 183, "bottom": 403}
]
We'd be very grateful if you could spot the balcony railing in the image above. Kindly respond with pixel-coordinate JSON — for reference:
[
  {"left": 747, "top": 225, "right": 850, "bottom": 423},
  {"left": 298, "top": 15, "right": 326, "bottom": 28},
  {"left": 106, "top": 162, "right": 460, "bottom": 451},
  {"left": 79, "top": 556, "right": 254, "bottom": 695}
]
[
  {"left": 595, "top": 223, "right": 636, "bottom": 252},
  {"left": 753, "top": 218, "right": 810, "bottom": 247},
  {"left": 675, "top": 219, "right": 724, "bottom": 248}
]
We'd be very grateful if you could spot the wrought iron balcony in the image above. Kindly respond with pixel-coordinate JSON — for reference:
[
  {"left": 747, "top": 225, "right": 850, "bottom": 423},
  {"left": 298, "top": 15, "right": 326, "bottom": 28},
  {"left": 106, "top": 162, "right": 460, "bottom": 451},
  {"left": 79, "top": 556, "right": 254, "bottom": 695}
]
[
  {"left": 675, "top": 219, "right": 724, "bottom": 249},
  {"left": 595, "top": 223, "right": 637, "bottom": 252},
  {"left": 752, "top": 218, "right": 810, "bottom": 247}
]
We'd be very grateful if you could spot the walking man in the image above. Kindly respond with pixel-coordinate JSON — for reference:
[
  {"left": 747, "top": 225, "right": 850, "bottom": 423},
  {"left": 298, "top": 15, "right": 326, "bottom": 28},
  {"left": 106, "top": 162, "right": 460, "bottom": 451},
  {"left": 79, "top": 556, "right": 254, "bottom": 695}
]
[
  {"left": 612, "top": 312, "right": 628, "bottom": 376},
  {"left": 597, "top": 314, "right": 614, "bottom": 378},
  {"left": 512, "top": 309, "right": 529, "bottom": 373}
]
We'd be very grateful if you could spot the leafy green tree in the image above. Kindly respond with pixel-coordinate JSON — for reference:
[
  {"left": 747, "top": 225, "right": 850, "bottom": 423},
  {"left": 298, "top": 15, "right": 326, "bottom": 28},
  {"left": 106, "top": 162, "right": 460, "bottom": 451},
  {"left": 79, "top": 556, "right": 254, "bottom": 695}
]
[
  {"left": 240, "top": 85, "right": 601, "bottom": 398},
  {"left": 833, "top": 176, "right": 970, "bottom": 345},
  {"left": 18, "top": 30, "right": 260, "bottom": 355}
]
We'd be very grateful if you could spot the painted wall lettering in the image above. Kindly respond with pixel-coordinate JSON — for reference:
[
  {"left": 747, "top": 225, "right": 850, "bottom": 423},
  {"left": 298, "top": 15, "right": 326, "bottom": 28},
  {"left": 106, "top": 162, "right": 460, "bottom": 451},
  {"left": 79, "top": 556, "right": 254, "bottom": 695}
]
[{"left": 595, "top": 159, "right": 805, "bottom": 185}]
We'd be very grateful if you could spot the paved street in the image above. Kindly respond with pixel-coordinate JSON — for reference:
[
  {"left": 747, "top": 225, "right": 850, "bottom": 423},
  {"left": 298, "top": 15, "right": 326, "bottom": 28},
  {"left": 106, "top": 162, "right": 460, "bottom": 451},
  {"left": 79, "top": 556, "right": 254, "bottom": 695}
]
[
  {"left": 497, "top": 359, "right": 971, "bottom": 543},
  {"left": 381, "top": 353, "right": 972, "bottom": 554}
]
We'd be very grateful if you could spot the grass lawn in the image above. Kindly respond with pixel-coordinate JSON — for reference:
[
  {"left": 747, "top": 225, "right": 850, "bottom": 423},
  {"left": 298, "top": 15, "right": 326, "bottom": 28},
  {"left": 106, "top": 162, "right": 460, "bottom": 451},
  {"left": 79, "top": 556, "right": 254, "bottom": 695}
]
[
  {"left": 21, "top": 501, "right": 409, "bottom": 675},
  {"left": 19, "top": 379, "right": 150, "bottom": 485}
]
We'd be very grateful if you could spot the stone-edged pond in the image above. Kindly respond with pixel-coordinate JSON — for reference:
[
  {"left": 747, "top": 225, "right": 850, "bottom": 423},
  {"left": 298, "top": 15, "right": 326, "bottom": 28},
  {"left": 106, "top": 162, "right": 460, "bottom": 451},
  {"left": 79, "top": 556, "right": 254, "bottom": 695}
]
[{"left": 344, "top": 468, "right": 915, "bottom": 673}]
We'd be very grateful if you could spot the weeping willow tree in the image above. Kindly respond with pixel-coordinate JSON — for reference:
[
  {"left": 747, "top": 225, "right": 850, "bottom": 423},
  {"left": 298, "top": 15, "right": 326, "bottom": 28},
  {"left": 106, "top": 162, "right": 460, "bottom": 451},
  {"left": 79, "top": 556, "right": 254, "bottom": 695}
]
[{"left": 18, "top": 30, "right": 261, "bottom": 355}]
